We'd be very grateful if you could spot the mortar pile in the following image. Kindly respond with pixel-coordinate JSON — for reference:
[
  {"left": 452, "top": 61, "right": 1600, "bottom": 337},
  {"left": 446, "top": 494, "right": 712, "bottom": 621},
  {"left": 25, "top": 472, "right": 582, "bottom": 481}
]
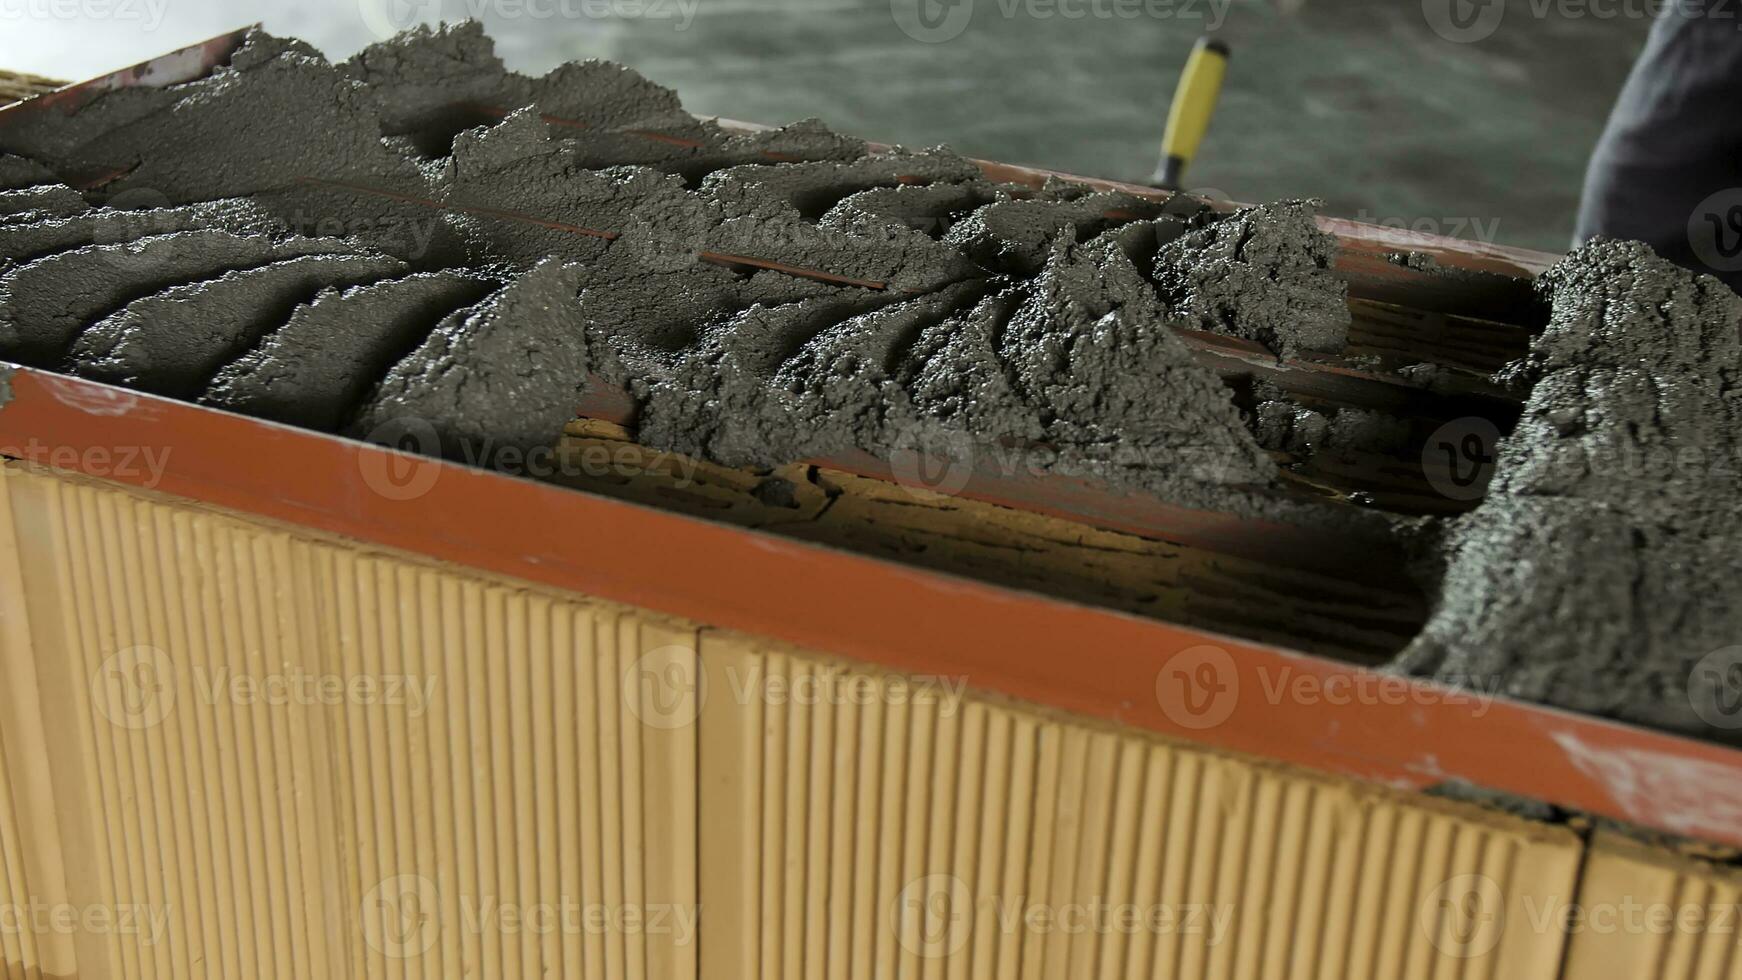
[{"left": 2, "top": 21, "right": 1738, "bottom": 742}]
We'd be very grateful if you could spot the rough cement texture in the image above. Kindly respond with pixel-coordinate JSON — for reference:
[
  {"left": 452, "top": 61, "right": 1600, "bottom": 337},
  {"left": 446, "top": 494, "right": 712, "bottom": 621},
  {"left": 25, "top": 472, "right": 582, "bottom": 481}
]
[
  {"left": 1394, "top": 240, "right": 1742, "bottom": 738},
  {"left": 0, "top": 22, "right": 1365, "bottom": 536},
  {"left": 431, "top": 105, "right": 981, "bottom": 293},
  {"left": 0, "top": 86, "right": 179, "bottom": 163},
  {"left": 618, "top": 120, "right": 865, "bottom": 189},
  {"left": 0, "top": 154, "right": 54, "bottom": 191},
  {"left": 761, "top": 281, "right": 992, "bottom": 456},
  {"left": 0, "top": 24, "right": 1393, "bottom": 648},
  {"left": 30, "top": 30, "right": 473, "bottom": 265},
  {"left": 942, "top": 191, "right": 1172, "bottom": 278},
  {"left": 993, "top": 233, "right": 1279, "bottom": 490},
  {"left": 584, "top": 210, "right": 1287, "bottom": 506},
  {"left": 353, "top": 259, "right": 590, "bottom": 464},
  {"left": 0, "top": 184, "right": 87, "bottom": 221},
  {"left": 344, "top": 21, "right": 864, "bottom": 177},
  {"left": 703, "top": 152, "right": 983, "bottom": 221},
  {"left": 1254, "top": 400, "right": 1330, "bottom": 456},
  {"left": 0, "top": 230, "right": 360, "bottom": 365},
  {"left": 69, "top": 251, "right": 409, "bottom": 398},
  {"left": 345, "top": 21, "right": 700, "bottom": 151},
  {"left": 0, "top": 198, "right": 276, "bottom": 275},
  {"left": 1153, "top": 199, "right": 1351, "bottom": 357},
  {"left": 1326, "top": 408, "right": 1415, "bottom": 456},
  {"left": 821, "top": 181, "right": 1003, "bottom": 241},
  {"left": 437, "top": 108, "right": 683, "bottom": 266},
  {"left": 206, "top": 271, "right": 500, "bottom": 430}
]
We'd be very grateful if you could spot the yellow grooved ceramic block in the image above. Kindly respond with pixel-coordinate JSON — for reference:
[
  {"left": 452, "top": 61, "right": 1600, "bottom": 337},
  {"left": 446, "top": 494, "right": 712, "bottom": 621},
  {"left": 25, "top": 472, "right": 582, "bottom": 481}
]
[
  {"left": 1558, "top": 833, "right": 1742, "bottom": 980},
  {"left": 694, "top": 632, "right": 1592, "bottom": 980},
  {"left": 0, "top": 460, "right": 1659, "bottom": 979}
]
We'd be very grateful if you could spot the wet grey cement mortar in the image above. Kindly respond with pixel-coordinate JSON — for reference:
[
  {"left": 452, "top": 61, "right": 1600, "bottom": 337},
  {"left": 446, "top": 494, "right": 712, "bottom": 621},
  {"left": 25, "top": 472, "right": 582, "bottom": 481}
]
[{"left": 0, "top": 23, "right": 1737, "bottom": 743}]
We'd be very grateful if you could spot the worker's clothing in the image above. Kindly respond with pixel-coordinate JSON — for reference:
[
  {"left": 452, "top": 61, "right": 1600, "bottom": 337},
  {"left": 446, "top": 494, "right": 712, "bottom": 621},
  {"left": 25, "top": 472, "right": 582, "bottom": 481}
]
[{"left": 1575, "top": 0, "right": 1742, "bottom": 292}]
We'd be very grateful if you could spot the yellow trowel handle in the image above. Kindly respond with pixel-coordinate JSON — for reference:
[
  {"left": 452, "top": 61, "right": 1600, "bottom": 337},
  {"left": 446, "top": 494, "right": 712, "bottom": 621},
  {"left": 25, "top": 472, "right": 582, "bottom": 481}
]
[{"left": 1156, "top": 37, "right": 1230, "bottom": 191}]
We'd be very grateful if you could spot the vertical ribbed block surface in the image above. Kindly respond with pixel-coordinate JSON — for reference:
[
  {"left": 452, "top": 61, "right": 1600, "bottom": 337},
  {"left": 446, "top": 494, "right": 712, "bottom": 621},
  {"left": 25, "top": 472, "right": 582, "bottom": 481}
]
[
  {"left": 0, "top": 488, "right": 35, "bottom": 980},
  {"left": 0, "top": 464, "right": 697, "bottom": 980},
  {"left": 1560, "top": 834, "right": 1742, "bottom": 980},
  {"left": 0, "top": 735, "right": 42, "bottom": 980},
  {"left": 693, "top": 633, "right": 1583, "bottom": 980},
  {"left": 0, "top": 462, "right": 1677, "bottom": 980}
]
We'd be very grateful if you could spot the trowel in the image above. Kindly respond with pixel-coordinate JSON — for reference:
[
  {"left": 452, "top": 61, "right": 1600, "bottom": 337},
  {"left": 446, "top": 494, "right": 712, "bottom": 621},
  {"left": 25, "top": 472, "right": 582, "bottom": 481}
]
[{"left": 1152, "top": 36, "right": 1230, "bottom": 192}]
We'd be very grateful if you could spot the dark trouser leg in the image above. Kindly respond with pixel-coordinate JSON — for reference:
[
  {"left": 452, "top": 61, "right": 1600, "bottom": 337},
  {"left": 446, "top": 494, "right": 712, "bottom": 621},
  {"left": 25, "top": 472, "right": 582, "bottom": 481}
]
[{"left": 1574, "top": 0, "right": 1742, "bottom": 291}]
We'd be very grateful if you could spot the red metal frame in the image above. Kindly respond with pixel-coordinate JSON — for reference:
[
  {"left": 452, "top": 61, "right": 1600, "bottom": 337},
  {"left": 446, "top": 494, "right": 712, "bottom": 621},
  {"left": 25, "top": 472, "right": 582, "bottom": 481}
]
[
  {"left": 0, "top": 30, "right": 248, "bottom": 117},
  {"left": 3, "top": 362, "right": 1739, "bottom": 847}
]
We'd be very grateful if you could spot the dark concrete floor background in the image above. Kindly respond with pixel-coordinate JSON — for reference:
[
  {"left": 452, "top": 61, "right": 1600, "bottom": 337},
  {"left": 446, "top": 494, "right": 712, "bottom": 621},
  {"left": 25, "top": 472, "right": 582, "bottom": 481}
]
[{"left": 0, "top": 0, "right": 1651, "bottom": 252}]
